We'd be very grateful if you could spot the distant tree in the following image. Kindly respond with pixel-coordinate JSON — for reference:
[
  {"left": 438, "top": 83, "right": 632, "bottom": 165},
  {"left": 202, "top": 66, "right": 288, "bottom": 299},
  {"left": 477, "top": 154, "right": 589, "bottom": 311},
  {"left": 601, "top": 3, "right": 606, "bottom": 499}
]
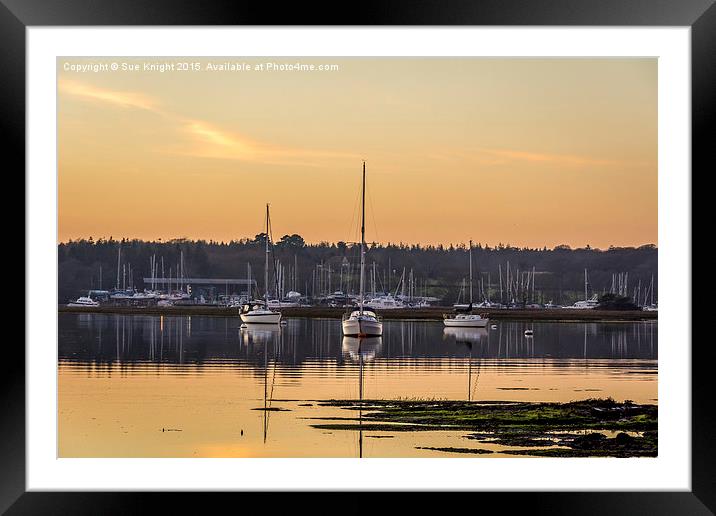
[{"left": 276, "top": 234, "right": 305, "bottom": 250}]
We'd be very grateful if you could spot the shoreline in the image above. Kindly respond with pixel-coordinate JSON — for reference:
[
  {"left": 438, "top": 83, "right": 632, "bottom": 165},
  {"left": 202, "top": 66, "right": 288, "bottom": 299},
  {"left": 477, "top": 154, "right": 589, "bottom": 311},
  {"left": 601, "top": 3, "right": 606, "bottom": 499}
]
[{"left": 58, "top": 305, "right": 658, "bottom": 322}]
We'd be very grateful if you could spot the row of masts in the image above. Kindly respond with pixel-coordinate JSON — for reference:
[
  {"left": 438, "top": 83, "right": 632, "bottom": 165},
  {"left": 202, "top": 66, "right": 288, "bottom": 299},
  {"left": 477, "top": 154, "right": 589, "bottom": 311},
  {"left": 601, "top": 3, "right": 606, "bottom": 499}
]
[
  {"left": 88, "top": 243, "right": 656, "bottom": 307},
  {"left": 456, "top": 241, "right": 538, "bottom": 305},
  {"left": 104, "top": 244, "right": 186, "bottom": 293},
  {"left": 610, "top": 272, "right": 656, "bottom": 307}
]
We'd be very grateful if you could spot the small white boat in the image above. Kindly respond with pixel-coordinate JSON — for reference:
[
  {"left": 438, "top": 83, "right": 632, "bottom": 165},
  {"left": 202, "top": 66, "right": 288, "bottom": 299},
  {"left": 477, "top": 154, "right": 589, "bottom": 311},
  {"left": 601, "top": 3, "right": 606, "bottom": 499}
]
[
  {"left": 240, "top": 204, "right": 281, "bottom": 325},
  {"left": 342, "top": 310, "right": 383, "bottom": 337},
  {"left": 563, "top": 298, "right": 599, "bottom": 309},
  {"left": 240, "top": 302, "right": 282, "bottom": 324},
  {"left": 444, "top": 242, "right": 489, "bottom": 328},
  {"left": 564, "top": 270, "right": 599, "bottom": 309},
  {"left": 267, "top": 299, "right": 299, "bottom": 308},
  {"left": 366, "top": 294, "right": 404, "bottom": 310},
  {"left": 443, "top": 313, "right": 489, "bottom": 328},
  {"left": 68, "top": 295, "right": 99, "bottom": 307},
  {"left": 342, "top": 162, "right": 383, "bottom": 337}
]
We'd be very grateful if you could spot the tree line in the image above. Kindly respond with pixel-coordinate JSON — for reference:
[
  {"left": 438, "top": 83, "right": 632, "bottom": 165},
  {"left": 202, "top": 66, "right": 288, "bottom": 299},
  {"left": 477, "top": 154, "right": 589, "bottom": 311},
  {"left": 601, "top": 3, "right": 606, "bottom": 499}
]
[{"left": 58, "top": 236, "right": 657, "bottom": 305}]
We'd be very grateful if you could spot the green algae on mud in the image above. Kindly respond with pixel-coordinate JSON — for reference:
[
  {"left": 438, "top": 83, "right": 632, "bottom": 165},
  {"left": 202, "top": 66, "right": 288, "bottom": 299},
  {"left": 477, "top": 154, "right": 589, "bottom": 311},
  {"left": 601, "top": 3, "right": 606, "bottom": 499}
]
[
  {"left": 312, "top": 398, "right": 657, "bottom": 457},
  {"left": 316, "top": 398, "right": 657, "bottom": 432},
  {"left": 500, "top": 431, "right": 658, "bottom": 457}
]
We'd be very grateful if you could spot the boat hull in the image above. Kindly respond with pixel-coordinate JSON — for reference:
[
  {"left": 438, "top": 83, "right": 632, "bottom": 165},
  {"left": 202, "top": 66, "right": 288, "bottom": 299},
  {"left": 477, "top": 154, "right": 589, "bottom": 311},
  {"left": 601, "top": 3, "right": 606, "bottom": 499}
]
[
  {"left": 240, "top": 311, "right": 282, "bottom": 324},
  {"left": 443, "top": 317, "right": 489, "bottom": 328},
  {"left": 342, "top": 317, "right": 383, "bottom": 337}
]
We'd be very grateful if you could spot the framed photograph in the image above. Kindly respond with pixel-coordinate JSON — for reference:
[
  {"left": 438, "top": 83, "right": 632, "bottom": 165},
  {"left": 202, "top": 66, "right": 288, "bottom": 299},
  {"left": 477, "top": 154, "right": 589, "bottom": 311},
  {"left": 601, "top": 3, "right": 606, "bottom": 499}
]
[{"left": 8, "top": 0, "right": 710, "bottom": 512}]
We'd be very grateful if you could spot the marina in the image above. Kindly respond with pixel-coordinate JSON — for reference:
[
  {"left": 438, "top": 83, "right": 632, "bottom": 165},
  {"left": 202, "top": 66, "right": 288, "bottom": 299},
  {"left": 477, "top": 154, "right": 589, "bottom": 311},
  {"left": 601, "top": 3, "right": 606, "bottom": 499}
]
[{"left": 61, "top": 235, "right": 658, "bottom": 316}]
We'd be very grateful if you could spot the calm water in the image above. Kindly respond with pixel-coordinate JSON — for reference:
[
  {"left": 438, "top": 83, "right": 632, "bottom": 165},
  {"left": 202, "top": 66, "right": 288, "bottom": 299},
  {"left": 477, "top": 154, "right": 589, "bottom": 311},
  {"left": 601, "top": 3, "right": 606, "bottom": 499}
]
[{"left": 58, "top": 313, "right": 657, "bottom": 457}]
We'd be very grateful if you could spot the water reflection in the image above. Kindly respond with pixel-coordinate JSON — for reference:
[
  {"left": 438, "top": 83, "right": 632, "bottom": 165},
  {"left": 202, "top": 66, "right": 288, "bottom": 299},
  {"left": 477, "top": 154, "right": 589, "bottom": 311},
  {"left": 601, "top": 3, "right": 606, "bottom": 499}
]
[
  {"left": 59, "top": 314, "right": 658, "bottom": 457},
  {"left": 341, "top": 336, "right": 382, "bottom": 458},
  {"left": 239, "top": 324, "right": 283, "bottom": 443},
  {"left": 443, "top": 327, "right": 488, "bottom": 401},
  {"left": 60, "top": 314, "right": 657, "bottom": 369}
]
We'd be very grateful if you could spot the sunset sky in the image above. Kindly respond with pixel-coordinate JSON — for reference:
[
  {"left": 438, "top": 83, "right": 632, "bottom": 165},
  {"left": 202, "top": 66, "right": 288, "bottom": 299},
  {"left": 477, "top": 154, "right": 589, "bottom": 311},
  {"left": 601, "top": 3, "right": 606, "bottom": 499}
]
[{"left": 58, "top": 57, "right": 657, "bottom": 249}]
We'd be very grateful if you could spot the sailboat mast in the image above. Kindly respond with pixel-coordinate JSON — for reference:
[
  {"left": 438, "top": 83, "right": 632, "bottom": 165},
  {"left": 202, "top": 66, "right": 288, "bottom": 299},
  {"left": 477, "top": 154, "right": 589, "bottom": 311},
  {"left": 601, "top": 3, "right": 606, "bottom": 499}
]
[
  {"left": 359, "top": 162, "right": 366, "bottom": 313},
  {"left": 265, "top": 203, "right": 270, "bottom": 305},
  {"left": 469, "top": 240, "right": 473, "bottom": 305},
  {"left": 584, "top": 268, "right": 588, "bottom": 301},
  {"left": 116, "top": 244, "right": 121, "bottom": 290},
  {"left": 650, "top": 274, "right": 654, "bottom": 306}
]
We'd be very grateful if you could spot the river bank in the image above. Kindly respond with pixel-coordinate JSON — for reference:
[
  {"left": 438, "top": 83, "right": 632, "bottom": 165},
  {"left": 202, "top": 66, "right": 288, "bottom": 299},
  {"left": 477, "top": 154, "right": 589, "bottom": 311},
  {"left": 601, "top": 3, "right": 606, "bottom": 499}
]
[{"left": 58, "top": 304, "right": 657, "bottom": 322}]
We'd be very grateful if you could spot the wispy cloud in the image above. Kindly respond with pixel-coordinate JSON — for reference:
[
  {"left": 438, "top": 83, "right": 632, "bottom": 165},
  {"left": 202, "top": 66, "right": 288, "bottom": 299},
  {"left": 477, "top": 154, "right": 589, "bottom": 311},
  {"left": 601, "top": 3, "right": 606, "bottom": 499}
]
[
  {"left": 60, "top": 79, "right": 356, "bottom": 167},
  {"left": 478, "top": 148, "right": 620, "bottom": 167},
  {"left": 178, "top": 119, "right": 357, "bottom": 166},
  {"left": 59, "top": 79, "right": 159, "bottom": 112},
  {"left": 428, "top": 147, "right": 636, "bottom": 169}
]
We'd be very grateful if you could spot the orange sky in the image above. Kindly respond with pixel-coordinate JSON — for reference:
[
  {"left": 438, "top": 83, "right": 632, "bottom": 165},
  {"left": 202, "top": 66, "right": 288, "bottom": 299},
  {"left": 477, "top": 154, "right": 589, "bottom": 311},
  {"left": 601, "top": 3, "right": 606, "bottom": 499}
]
[{"left": 58, "top": 57, "right": 657, "bottom": 249}]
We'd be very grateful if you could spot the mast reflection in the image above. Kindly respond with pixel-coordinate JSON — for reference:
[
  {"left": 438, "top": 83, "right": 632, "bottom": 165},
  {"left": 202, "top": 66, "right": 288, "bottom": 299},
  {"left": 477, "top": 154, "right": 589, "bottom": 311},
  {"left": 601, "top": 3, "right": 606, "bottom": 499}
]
[
  {"left": 342, "top": 336, "right": 382, "bottom": 458},
  {"left": 444, "top": 327, "right": 488, "bottom": 401}
]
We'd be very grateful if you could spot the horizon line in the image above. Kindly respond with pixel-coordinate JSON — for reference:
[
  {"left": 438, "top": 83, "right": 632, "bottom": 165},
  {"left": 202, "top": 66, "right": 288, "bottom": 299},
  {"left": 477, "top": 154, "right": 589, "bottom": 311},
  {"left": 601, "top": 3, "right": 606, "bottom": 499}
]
[{"left": 57, "top": 236, "right": 658, "bottom": 252}]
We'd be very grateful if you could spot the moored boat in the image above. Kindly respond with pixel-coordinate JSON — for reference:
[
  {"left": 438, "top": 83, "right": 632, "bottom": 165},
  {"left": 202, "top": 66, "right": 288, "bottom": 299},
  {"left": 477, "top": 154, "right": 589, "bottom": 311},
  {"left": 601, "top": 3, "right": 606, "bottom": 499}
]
[
  {"left": 240, "top": 204, "right": 282, "bottom": 325},
  {"left": 444, "top": 241, "right": 490, "bottom": 328},
  {"left": 68, "top": 295, "right": 99, "bottom": 307},
  {"left": 342, "top": 162, "right": 383, "bottom": 337},
  {"left": 443, "top": 311, "right": 489, "bottom": 328}
]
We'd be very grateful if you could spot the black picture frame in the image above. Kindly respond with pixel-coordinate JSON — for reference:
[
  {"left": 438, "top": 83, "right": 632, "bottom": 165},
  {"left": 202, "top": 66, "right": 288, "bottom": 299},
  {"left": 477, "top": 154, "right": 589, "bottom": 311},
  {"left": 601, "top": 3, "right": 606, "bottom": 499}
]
[{"left": 5, "top": 0, "right": 710, "bottom": 513}]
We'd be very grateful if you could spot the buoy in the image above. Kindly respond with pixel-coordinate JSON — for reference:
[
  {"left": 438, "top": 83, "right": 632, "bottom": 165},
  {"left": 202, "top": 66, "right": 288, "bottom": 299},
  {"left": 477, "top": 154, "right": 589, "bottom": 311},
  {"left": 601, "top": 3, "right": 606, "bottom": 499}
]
[
  {"left": 524, "top": 329, "right": 534, "bottom": 336},
  {"left": 491, "top": 324, "right": 497, "bottom": 330},
  {"left": 240, "top": 324, "right": 247, "bottom": 330}
]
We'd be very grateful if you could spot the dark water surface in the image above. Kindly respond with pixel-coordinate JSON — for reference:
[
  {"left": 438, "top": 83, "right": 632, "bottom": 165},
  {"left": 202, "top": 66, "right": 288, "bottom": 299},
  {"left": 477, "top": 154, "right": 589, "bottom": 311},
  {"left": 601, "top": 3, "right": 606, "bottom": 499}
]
[{"left": 58, "top": 313, "right": 657, "bottom": 457}]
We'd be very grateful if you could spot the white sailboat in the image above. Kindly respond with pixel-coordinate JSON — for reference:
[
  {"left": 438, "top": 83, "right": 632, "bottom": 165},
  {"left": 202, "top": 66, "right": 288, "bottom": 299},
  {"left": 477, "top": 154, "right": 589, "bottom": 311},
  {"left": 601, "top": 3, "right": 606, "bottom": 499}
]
[
  {"left": 342, "top": 162, "right": 383, "bottom": 337},
  {"left": 240, "top": 204, "right": 282, "bottom": 324},
  {"left": 444, "top": 240, "right": 489, "bottom": 328}
]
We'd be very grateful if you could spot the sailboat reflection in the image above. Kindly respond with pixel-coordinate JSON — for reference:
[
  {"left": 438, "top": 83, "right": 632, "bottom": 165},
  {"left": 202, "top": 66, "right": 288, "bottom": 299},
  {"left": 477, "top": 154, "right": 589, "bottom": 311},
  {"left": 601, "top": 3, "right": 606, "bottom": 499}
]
[
  {"left": 342, "top": 336, "right": 382, "bottom": 458},
  {"left": 240, "top": 323, "right": 282, "bottom": 443},
  {"left": 342, "top": 336, "right": 382, "bottom": 363},
  {"left": 443, "top": 326, "right": 488, "bottom": 401}
]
